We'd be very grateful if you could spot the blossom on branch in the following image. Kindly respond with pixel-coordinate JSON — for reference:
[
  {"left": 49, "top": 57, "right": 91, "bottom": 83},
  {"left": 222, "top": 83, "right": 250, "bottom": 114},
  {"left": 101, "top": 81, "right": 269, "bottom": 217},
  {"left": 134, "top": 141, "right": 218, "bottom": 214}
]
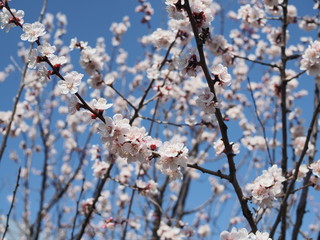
[
  {"left": 157, "top": 140, "right": 188, "bottom": 171},
  {"left": 20, "top": 21, "right": 46, "bottom": 42},
  {"left": 309, "top": 159, "right": 320, "bottom": 177},
  {"left": 58, "top": 71, "right": 83, "bottom": 94},
  {"left": 92, "top": 98, "right": 113, "bottom": 110},
  {"left": 246, "top": 165, "right": 285, "bottom": 207},
  {"left": 220, "top": 227, "right": 272, "bottom": 240},
  {"left": 211, "top": 64, "right": 232, "bottom": 88},
  {"left": 300, "top": 40, "right": 320, "bottom": 76},
  {"left": 237, "top": 4, "right": 266, "bottom": 28},
  {"left": 0, "top": 8, "right": 24, "bottom": 32}
]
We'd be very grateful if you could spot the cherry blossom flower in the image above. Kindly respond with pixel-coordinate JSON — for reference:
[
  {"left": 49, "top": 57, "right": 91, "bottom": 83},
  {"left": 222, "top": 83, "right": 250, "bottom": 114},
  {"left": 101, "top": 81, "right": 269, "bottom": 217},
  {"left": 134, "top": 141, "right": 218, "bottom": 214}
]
[
  {"left": 237, "top": 4, "right": 266, "bottom": 28},
  {"left": 241, "top": 135, "right": 267, "bottom": 151},
  {"left": 248, "top": 230, "right": 272, "bottom": 240},
  {"left": 293, "top": 136, "right": 315, "bottom": 156},
  {"left": 79, "top": 46, "right": 103, "bottom": 75},
  {"left": 68, "top": 95, "right": 81, "bottom": 115},
  {"left": 27, "top": 49, "right": 39, "bottom": 69},
  {"left": 246, "top": 165, "right": 285, "bottom": 207},
  {"left": 58, "top": 71, "right": 83, "bottom": 94},
  {"left": 92, "top": 98, "right": 113, "bottom": 110},
  {"left": 300, "top": 40, "right": 320, "bottom": 76},
  {"left": 198, "top": 224, "right": 210, "bottom": 238},
  {"left": 214, "top": 139, "right": 240, "bottom": 155},
  {"left": 173, "top": 53, "right": 189, "bottom": 70},
  {"left": 207, "top": 35, "right": 228, "bottom": 56},
  {"left": 220, "top": 228, "right": 272, "bottom": 240},
  {"left": 48, "top": 55, "right": 67, "bottom": 68},
  {"left": 69, "top": 37, "right": 88, "bottom": 50},
  {"left": 92, "top": 160, "right": 110, "bottom": 178},
  {"left": 196, "top": 88, "right": 220, "bottom": 114},
  {"left": 20, "top": 21, "right": 46, "bottom": 42},
  {"left": 220, "top": 227, "right": 249, "bottom": 240},
  {"left": 298, "top": 17, "right": 317, "bottom": 31},
  {"left": 310, "top": 176, "right": 320, "bottom": 191},
  {"left": 157, "top": 221, "right": 184, "bottom": 239},
  {"left": 150, "top": 28, "right": 175, "bottom": 49},
  {"left": 136, "top": 179, "right": 159, "bottom": 196},
  {"left": 37, "top": 66, "right": 50, "bottom": 83},
  {"left": 309, "top": 159, "right": 320, "bottom": 177},
  {"left": 157, "top": 140, "right": 188, "bottom": 171},
  {"left": 0, "top": 8, "right": 24, "bottom": 32},
  {"left": 212, "top": 64, "right": 231, "bottom": 88},
  {"left": 166, "top": 0, "right": 185, "bottom": 20},
  {"left": 37, "top": 42, "right": 56, "bottom": 57},
  {"left": 292, "top": 164, "right": 309, "bottom": 181},
  {"left": 80, "top": 198, "right": 94, "bottom": 215},
  {"left": 267, "top": 27, "right": 289, "bottom": 47}
]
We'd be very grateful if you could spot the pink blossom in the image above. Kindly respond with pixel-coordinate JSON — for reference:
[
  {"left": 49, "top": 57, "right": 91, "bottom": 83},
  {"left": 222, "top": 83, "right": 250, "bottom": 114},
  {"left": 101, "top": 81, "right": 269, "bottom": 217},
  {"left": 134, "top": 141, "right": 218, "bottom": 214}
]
[{"left": 211, "top": 64, "right": 231, "bottom": 88}]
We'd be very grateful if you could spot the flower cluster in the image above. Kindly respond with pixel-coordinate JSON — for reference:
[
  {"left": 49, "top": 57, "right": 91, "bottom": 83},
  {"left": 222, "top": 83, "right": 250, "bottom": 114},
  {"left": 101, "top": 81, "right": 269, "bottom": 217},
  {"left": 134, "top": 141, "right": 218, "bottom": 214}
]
[
  {"left": 150, "top": 28, "right": 176, "bottom": 49},
  {"left": 196, "top": 87, "right": 220, "bottom": 114},
  {"left": 246, "top": 165, "right": 285, "bottom": 207},
  {"left": 237, "top": 4, "right": 266, "bottom": 28},
  {"left": 220, "top": 228, "right": 272, "bottom": 240},
  {"left": 98, "top": 114, "right": 189, "bottom": 179},
  {"left": 300, "top": 40, "right": 320, "bottom": 76},
  {"left": 156, "top": 140, "right": 188, "bottom": 176},
  {"left": 293, "top": 136, "right": 315, "bottom": 156},
  {"left": 0, "top": 7, "right": 24, "bottom": 32}
]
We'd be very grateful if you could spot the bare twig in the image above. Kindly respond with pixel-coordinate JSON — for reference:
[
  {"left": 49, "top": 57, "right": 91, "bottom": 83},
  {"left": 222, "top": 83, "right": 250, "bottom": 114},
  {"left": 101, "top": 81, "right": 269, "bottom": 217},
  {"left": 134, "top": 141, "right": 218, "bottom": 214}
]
[
  {"left": 71, "top": 177, "right": 86, "bottom": 239},
  {"left": 233, "top": 54, "right": 280, "bottom": 69},
  {"left": 187, "top": 163, "right": 230, "bottom": 180},
  {"left": 247, "top": 77, "right": 273, "bottom": 165},
  {"left": 2, "top": 168, "right": 21, "bottom": 240}
]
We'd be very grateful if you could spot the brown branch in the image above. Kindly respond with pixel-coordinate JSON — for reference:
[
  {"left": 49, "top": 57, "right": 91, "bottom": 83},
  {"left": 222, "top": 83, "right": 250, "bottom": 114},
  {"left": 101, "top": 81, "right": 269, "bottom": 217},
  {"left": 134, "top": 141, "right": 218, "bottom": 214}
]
[
  {"left": 187, "top": 163, "right": 230, "bottom": 180},
  {"left": 292, "top": 82, "right": 320, "bottom": 240},
  {"left": 270, "top": 100, "right": 320, "bottom": 238},
  {"left": 183, "top": 0, "right": 257, "bottom": 232}
]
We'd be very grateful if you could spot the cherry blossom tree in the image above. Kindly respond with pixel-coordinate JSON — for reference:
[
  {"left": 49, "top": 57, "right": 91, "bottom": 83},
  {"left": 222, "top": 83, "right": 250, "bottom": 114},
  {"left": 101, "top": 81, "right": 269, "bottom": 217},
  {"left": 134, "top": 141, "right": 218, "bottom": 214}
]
[{"left": 0, "top": 0, "right": 320, "bottom": 239}]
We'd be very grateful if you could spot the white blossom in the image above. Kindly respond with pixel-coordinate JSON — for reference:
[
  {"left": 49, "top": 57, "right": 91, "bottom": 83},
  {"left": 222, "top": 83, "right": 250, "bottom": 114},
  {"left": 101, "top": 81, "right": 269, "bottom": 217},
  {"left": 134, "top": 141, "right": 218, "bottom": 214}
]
[
  {"left": 21, "top": 22, "right": 46, "bottom": 42},
  {"left": 58, "top": 71, "right": 83, "bottom": 94}
]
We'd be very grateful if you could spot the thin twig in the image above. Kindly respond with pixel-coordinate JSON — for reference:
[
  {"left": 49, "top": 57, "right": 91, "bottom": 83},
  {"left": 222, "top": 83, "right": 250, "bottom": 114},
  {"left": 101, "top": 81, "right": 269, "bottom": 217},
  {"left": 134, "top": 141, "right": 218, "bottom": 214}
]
[
  {"left": 233, "top": 54, "right": 280, "bottom": 69},
  {"left": 2, "top": 168, "right": 21, "bottom": 240},
  {"left": 71, "top": 177, "right": 86, "bottom": 239},
  {"left": 187, "top": 163, "right": 230, "bottom": 180},
  {"left": 247, "top": 77, "right": 273, "bottom": 165}
]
